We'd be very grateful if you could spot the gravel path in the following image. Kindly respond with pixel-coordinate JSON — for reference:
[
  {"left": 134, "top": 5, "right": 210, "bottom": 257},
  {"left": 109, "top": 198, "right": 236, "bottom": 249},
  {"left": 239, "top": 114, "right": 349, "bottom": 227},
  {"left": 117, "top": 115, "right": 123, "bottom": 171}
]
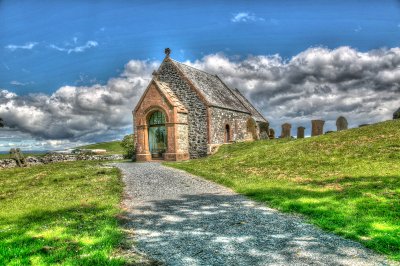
[{"left": 116, "top": 162, "right": 393, "bottom": 266}]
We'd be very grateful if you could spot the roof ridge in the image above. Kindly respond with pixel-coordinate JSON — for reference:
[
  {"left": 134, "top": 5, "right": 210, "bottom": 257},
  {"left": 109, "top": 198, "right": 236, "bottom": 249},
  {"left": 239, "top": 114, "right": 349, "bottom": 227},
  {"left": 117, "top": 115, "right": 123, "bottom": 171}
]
[
  {"left": 170, "top": 59, "right": 216, "bottom": 77},
  {"left": 214, "top": 75, "right": 250, "bottom": 114},
  {"left": 233, "top": 88, "right": 267, "bottom": 122}
]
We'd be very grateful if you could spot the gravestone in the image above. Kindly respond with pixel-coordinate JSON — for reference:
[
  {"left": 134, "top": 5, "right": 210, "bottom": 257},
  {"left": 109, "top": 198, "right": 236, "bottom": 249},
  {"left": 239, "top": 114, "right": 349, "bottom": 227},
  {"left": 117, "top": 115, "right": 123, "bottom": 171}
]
[
  {"left": 336, "top": 116, "right": 348, "bottom": 131},
  {"left": 246, "top": 118, "right": 258, "bottom": 140},
  {"left": 311, "top": 120, "right": 325, "bottom": 136},
  {"left": 394, "top": 108, "right": 400, "bottom": 119},
  {"left": 297, "top": 126, "right": 305, "bottom": 139},
  {"left": 281, "top": 123, "right": 291, "bottom": 138},
  {"left": 268, "top": 128, "right": 275, "bottom": 139}
]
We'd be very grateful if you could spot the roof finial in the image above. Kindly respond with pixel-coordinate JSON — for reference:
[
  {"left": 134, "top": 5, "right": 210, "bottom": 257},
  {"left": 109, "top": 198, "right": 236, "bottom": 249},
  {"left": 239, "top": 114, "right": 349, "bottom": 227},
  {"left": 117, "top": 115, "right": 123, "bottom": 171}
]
[{"left": 164, "top": 47, "right": 171, "bottom": 57}]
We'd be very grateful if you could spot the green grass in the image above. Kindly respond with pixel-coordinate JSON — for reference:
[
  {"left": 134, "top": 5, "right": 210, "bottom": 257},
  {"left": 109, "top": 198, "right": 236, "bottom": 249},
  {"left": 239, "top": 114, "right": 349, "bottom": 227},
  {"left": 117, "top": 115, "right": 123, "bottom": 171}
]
[
  {"left": 0, "top": 161, "right": 127, "bottom": 265},
  {"left": 167, "top": 119, "right": 400, "bottom": 260},
  {"left": 0, "top": 153, "right": 46, "bottom": 159},
  {"left": 76, "top": 141, "right": 123, "bottom": 155}
]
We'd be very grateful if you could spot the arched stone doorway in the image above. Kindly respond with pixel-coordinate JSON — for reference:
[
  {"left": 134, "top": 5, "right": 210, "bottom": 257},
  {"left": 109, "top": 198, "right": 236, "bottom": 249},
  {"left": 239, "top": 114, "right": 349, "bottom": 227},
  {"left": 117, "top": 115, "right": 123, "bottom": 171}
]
[{"left": 148, "top": 110, "right": 167, "bottom": 159}]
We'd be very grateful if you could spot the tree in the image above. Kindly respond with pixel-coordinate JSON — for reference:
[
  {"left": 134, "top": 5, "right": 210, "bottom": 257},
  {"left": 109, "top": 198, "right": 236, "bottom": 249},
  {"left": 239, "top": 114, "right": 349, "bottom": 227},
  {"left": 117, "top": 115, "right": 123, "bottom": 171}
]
[
  {"left": 120, "top": 134, "right": 135, "bottom": 159},
  {"left": 0, "top": 118, "right": 3, "bottom": 128}
]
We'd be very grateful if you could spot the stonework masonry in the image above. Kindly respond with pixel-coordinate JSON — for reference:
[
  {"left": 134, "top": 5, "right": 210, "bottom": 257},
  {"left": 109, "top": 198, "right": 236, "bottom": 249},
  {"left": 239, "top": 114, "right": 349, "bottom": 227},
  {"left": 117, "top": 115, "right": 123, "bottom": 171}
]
[
  {"left": 297, "top": 126, "right": 305, "bottom": 139},
  {"left": 311, "top": 120, "right": 325, "bottom": 136},
  {"left": 209, "top": 107, "right": 250, "bottom": 144},
  {"left": 157, "top": 60, "right": 208, "bottom": 158},
  {"left": 133, "top": 51, "right": 269, "bottom": 161}
]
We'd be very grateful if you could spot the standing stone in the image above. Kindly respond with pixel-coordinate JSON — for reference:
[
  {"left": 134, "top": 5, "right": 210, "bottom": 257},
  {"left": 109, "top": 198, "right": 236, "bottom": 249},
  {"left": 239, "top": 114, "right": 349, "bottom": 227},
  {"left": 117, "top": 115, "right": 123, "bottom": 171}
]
[
  {"left": 268, "top": 128, "right": 275, "bottom": 139},
  {"left": 394, "top": 108, "right": 400, "bottom": 119},
  {"left": 281, "top": 123, "right": 292, "bottom": 138},
  {"left": 297, "top": 126, "right": 305, "bottom": 139},
  {"left": 336, "top": 116, "right": 348, "bottom": 131},
  {"left": 311, "top": 120, "right": 325, "bottom": 136}
]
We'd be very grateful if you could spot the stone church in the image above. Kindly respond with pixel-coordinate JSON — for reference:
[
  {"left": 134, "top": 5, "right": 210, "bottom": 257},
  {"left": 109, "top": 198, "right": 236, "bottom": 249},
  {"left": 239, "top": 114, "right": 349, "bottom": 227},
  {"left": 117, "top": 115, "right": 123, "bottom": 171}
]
[{"left": 133, "top": 48, "right": 268, "bottom": 161}]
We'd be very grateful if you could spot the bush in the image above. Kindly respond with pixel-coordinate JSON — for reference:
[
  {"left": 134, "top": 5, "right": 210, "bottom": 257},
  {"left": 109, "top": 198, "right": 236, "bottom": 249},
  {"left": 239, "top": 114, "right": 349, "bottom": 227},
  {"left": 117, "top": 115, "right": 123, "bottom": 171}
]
[{"left": 120, "top": 134, "right": 135, "bottom": 159}]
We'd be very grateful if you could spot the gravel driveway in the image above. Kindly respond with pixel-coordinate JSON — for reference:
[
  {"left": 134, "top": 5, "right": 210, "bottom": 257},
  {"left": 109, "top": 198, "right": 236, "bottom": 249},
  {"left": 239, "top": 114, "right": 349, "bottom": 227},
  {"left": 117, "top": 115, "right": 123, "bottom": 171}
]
[{"left": 116, "top": 162, "right": 392, "bottom": 266}]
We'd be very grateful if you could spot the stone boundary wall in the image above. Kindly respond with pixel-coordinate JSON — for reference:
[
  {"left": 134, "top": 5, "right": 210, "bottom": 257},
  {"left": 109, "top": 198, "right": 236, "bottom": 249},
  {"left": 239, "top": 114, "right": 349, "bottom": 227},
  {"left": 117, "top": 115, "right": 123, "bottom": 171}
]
[{"left": 0, "top": 154, "right": 124, "bottom": 169}]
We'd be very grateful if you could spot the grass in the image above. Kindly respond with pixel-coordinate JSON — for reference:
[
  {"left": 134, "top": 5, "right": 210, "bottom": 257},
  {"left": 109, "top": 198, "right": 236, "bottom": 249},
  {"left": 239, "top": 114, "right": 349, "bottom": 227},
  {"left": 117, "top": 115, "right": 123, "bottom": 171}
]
[
  {"left": 166, "top": 119, "right": 400, "bottom": 260},
  {"left": 0, "top": 161, "right": 128, "bottom": 265},
  {"left": 0, "top": 153, "right": 46, "bottom": 159},
  {"left": 76, "top": 141, "right": 123, "bottom": 155}
]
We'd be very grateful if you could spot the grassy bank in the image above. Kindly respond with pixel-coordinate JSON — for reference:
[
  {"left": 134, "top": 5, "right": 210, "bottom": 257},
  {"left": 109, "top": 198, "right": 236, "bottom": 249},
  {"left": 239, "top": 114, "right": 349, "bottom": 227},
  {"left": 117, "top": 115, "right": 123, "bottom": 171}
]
[
  {"left": 167, "top": 120, "right": 400, "bottom": 260},
  {"left": 0, "top": 161, "right": 127, "bottom": 265},
  {"left": 76, "top": 141, "right": 123, "bottom": 155}
]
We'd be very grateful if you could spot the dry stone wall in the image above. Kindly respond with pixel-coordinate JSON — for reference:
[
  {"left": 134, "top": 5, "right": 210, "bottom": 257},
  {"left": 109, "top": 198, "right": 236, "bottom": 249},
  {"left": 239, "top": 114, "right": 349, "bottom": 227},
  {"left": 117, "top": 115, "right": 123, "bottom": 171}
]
[
  {"left": 157, "top": 61, "right": 208, "bottom": 158},
  {"left": 0, "top": 154, "right": 123, "bottom": 169}
]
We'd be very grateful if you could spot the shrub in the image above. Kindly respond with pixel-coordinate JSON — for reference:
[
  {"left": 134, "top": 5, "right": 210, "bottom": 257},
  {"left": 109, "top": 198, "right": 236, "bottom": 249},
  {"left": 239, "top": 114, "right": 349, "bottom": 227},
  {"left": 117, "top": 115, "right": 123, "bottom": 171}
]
[{"left": 120, "top": 134, "right": 135, "bottom": 159}]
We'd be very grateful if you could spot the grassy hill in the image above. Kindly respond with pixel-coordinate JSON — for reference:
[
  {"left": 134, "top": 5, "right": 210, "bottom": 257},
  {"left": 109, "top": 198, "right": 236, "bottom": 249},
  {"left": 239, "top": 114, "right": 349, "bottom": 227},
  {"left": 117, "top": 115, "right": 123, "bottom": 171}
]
[
  {"left": 76, "top": 140, "right": 123, "bottom": 154},
  {"left": 167, "top": 119, "right": 400, "bottom": 260}
]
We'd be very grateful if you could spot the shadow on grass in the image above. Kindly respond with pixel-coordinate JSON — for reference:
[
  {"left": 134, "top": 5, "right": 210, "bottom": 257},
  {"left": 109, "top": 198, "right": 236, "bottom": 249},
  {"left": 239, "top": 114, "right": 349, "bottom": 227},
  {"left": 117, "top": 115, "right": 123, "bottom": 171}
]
[
  {"left": 0, "top": 205, "right": 125, "bottom": 265},
  {"left": 239, "top": 175, "right": 400, "bottom": 259}
]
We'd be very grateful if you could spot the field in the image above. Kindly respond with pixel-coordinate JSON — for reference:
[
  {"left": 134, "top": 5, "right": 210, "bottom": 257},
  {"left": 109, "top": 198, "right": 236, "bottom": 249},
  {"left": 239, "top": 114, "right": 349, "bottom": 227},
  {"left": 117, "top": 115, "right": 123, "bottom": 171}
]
[
  {"left": 0, "top": 161, "right": 128, "bottom": 265},
  {"left": 167, "top": 120, "right": 400, "bottom": 260},
  {"left": 76, "top": 141, "right": 123, "bottom": 155}
]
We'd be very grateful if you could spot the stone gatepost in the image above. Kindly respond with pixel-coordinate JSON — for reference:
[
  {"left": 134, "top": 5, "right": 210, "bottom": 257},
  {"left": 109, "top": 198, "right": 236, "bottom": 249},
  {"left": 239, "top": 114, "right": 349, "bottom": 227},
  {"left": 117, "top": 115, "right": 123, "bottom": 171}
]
[
  {"left": 281, "top": 123, "right": 291, "bottom": 138},
  {"left": 336, "top": 116, "right": 348, "bottom": 131},
  {"left": 311, "top": 120, "right": 325, "bottom": 136},
  {"left": 297, "top": 126, "right": 305, "bottom": 139}
]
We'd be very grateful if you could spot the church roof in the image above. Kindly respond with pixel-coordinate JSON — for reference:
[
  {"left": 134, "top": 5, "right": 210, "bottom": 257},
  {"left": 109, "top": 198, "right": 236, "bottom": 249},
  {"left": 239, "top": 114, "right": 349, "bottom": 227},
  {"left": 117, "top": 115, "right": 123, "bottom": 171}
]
[
  {"left": 171, "top": 59, "right": 249, "bottom": 113},
  {"left": 231, "top": 88, "right": 267, "bottom": 123}
]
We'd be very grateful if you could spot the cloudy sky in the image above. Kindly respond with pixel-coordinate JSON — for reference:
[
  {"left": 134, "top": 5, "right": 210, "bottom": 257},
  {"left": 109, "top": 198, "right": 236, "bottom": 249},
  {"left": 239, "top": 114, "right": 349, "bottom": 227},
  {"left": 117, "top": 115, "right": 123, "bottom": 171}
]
[{"left": 1, "top": 0, "right": 400, "bottom": 151}]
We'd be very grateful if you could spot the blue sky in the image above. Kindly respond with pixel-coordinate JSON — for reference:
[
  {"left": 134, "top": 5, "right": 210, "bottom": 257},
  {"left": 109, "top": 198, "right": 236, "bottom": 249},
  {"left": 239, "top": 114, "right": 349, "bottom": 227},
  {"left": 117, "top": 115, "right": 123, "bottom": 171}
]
[
  {"left": 2, "top": 0, "right": 400, "bottom": 95},
  {"left": 1, "top": 0, "right": 400, "bottom": 151}
]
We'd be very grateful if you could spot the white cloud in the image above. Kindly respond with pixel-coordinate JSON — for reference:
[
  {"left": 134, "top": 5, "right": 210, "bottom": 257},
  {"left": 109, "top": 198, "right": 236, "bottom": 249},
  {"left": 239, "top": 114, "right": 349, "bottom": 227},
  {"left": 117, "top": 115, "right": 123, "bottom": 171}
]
[
  {"left": 5, "top": 42, "right": 38, "bottom": 51},
  {"left": 10, "top": 81, "right": 33, "bottom": 86},
  {"left": 49, "top": 40, "right": 98, "bottom": 54},
  {"left": 231, "top": 12, "right": 264, "bottom": 23},
  {"left": 1, "top": 46, "right": 400, "bottom": 150},
  {"left": 0, "top": 59, "right": 158, "bottom": 149},
  {"left": 185, "top": 46, "right": 400, "bottom": 133}
]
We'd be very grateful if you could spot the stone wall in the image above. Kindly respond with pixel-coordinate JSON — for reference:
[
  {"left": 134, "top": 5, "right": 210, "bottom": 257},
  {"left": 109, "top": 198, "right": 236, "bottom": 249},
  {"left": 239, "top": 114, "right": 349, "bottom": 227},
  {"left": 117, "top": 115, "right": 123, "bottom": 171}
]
[
  {"left": 157, "top": 60, "right": 208, "bottom": 158},
  {"left": 209, "top": 107, "right": 250, "bottom": 144},
  {"left": 0, "top": 154, "right": 123, "bottom": 169}
]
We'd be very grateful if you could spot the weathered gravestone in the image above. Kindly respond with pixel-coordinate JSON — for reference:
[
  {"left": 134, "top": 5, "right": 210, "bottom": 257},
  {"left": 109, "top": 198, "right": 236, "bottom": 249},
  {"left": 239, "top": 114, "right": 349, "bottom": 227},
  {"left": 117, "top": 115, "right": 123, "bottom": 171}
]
[
  {"left": 394, "top": 108, "right": 400, "bottom": 119},
  {"left": 297, "top": 126, "right": 305, "bottom": 139},
  {"left": 281, "top": 123, "right": 291, "bottom": 138},
  {"left": 336, "top": 116, "right": 348, "bottom": 131},
  {"left": 311, "top": 120, "right": 325, "bottom": 136},
  {"left": 268, "top": 128, "right": 275, "bottom": 139},
  {"left": 259, "top": 121, "right": 269, "bottom": 140},
  {"left": 246, "top": 118, "right": 258, "bottom": 140},
  {"left": 9, "top": 148, "right": 27, "bottom": 167}
]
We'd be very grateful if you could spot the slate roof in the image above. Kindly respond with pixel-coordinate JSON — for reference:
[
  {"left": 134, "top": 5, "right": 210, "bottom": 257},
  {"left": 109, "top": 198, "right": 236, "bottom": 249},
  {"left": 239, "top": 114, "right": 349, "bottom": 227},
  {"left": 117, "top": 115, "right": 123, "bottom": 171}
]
[
  {"left": 232, "top": 88, "right": 267, "bottom": 123},
  {"left": 171, "top": 60, "right": 249, "bottom": 113},
  {"left": 170, "top": 59, "right": 268, "bottom": 122}
]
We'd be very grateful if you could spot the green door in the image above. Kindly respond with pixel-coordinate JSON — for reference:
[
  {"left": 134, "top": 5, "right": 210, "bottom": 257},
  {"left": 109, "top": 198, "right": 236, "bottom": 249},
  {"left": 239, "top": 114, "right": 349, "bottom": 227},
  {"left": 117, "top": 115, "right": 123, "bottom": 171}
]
[{"left": 148, "top": 111, "right": 167, "bottom": 158}]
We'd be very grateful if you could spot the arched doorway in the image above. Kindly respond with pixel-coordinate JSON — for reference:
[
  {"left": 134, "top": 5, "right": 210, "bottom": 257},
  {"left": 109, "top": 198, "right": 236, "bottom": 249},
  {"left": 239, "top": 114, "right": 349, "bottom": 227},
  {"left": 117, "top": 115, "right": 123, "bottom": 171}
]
[
  {"left": 224, "top": 124, "right": 230, "bottom": 143},
  {"left": 148, "top": 111, "right": 167, "bottom": 159}
]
